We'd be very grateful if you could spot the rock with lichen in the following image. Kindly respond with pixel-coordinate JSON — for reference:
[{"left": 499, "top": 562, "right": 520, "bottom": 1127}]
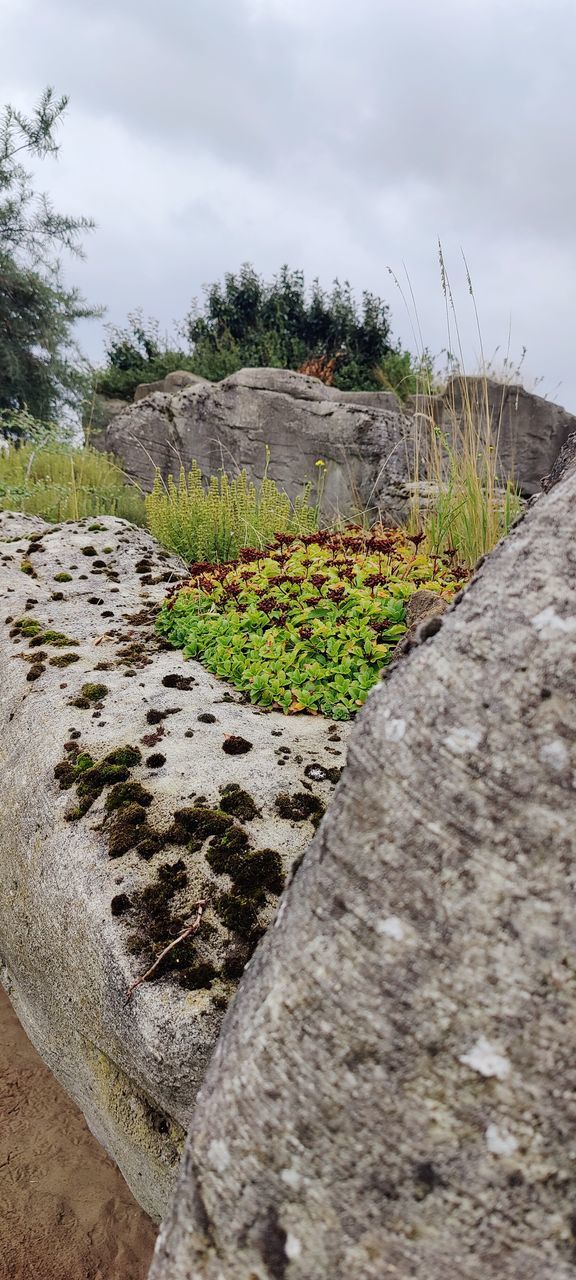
[{"left": 0, "top": 510, "right": 350, "bottom": 1221}]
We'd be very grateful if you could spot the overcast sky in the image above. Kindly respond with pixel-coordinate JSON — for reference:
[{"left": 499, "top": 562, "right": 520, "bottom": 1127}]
[{"left": 2, "top": 0, "right": 575, "bottom": 407}]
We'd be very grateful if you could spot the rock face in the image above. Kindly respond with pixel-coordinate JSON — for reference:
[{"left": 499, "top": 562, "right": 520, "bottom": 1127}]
[
  {"left": 95, "top": 368, "right": 414, "bottom": 525},
  {"left": 134, "top": 371, "right": 209, "bottom": 402},
  {"left": 439, "top": 376, "right": 576, "bottom": 495},
  {"left": 0, "top": 511, "right": 349, "bottom": 1221},
  {"left": 150, "top": 459, "right": 576, "bottom": 1280}
]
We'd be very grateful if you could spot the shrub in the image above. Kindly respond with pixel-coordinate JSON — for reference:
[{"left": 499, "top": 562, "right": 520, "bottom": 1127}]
[
  {"left": 0, "top": 428, "right": 144, "bottom": 523},
  {"left": 157, "top": 529, "right": 467, "bottom": 719},
  {"left": 145, "top": 462, "right": 318, "bottom": 564}
]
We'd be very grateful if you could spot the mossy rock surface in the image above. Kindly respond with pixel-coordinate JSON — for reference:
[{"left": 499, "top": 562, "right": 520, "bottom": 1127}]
[{"left": 0, "top": 511, "right": 351, "bottom": 1221}]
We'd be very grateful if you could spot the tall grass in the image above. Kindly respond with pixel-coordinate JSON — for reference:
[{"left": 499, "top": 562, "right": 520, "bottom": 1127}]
[
  {"left": 0, "top": 439, "right": 145, "bottom": 523},
  {"left": 145, "top": 462, "right": 319, "bottom": 563},
  {"left": 389, "top": 248, "right": 523, "bottom": 567}
]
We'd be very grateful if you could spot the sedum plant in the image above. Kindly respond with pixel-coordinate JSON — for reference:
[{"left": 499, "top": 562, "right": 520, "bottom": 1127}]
[
  {"left": 145, "top": 462, "right": 318, "bottom": 564},
  {"left": 157, "top": 529, "right": 468, "bottom": 720}
]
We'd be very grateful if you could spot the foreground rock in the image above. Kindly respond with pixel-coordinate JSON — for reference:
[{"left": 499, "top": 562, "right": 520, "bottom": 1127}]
[
  {"left": 94, "top": 367, "right": 414, "bottom": 524},
  {"left": 0, "top": 512, "right": 349, "bottom": 1220},
  {"left": 150, "top": 466, "right": 576, "bottom": 1279}
]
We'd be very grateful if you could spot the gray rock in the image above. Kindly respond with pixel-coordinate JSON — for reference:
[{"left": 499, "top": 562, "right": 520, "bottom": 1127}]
[
  {"left": 0, "top": 512, "right": 349, "bottom": 1221},
  {"left": 150, "top": 448, "right": 576, "bottom": 1280},
  {"left": 441, "top": 376, "right": 576, "bottom": 495},
  {"left": 134, "top": 371, "right": 209, "bottom": 403},
  {"left": 96, "top": 368, "right": 414, "bottom": 525}
]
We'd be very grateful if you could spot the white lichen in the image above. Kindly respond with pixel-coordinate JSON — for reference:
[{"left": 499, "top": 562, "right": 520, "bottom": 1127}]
[
  {"left": 539, "top": 739, "right": 570, "bottom": 771},
  {"left": 207, "top": 1139, "right": 230, "bottom": 1173},
  {"left": 445, "top": 726, "right": 484, "bottom": 756},
  {"left": 376, "top": 916, "right": 405, "bottom": 941},
  {"left": 531, "top": 606, "right": 576, "bottom": 636},
  {"left": 285, "top": 1234, "right": 302, "bottom": 1260},
  {"left": 382, "top": 716, "right": 406, "bottom": 742},
  {"left": 459, "top": 1036, "right": 511, "bottom": 1080},
  {"left": 485, "top": 1123, "right": 518, "bottom": 1156}
]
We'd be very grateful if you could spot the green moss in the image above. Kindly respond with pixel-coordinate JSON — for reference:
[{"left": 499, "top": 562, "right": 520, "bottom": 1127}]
[
  {"left": 49, "top": 652, "right": 80, "bottom": 667},
  {"left": 53, "top": 572, "right": 73, "bottom": 582},
  {"left": 275, "top": 791, "right": 325, "bottom": 827},
  {"left": 105, "top": 781, "right": 153, "bottom": 813},
  {"left": 70, "top": 682, "right": 108, "bottom": 707},
  {"left": 108, "top": 803, "right": 148, "bottom": 857},
  {"left": 30, "top": 629, "right": 79, "bottom": 648},
  {"left": 171, "top": 807, "right": 233, "bottom": 843},
  {"left": 105, "top": 746, "right": 142, "bottom": 767},
  {"left": 219, "top": 784, "right": 260, "bottom": 822},
  {"left": 77, "top": 762, "right": 129, "bottom": 795},
  {"left": 20, "top": 560, "right": 37, "bottom": 577},
  {"left": 10, "top": 617, "right": 42, "bottom": 638},
  {"left": 88, "top": 523, "right": 106, "bottom": 532}
]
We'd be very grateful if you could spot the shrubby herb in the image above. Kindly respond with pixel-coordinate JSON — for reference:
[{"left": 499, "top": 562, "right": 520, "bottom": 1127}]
[
  {"left": 145, "top": 461, "right": 318, "bottom": 564},
  {"left": 157, "top": 529, "right": 467, "bottom": 720}
]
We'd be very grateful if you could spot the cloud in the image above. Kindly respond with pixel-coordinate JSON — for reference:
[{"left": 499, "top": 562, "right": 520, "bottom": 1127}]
[{"left": 1, "top": 0, "right": 575, "bottom": 408}]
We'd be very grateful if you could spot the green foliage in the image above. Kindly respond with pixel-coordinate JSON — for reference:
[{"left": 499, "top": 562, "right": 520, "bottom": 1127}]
[
  {"left": 0, "top": 87, "right": 98, "bottom": 426},
  {"left": 93, "top": 312, "right": 196, "bottom": 402},
  {"left": 145, "top": 461, "right": 318, "bottom": 564},
  {"left": 186, "top": 265, "right": 396, "bottom": 391},
  {"left": 0, "top": 419, "right": 144, "bottom": 523},
  {"left": 157, "top": 530, "right": 467, "bottom": 720}
]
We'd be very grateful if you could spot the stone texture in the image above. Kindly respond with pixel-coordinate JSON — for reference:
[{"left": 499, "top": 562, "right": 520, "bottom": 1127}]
[
  {"left": 150, "top": 465, "right": 576, "bottom": 1279},
  {"left": 96, "top": 368, "right": 414, "bottom": 525},
  {"left": 441, "top": 376, "right": 576, "bottom": 495},
  {"left": 134, "top": 372, "right": 209, "bottom": 402},
  {"left": 0, "top": 511, "right": 349, "bottom": 1222}
]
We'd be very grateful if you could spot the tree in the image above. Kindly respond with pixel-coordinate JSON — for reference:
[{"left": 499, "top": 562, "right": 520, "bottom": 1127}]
[
  {"left": 150, "top": 451, "right": 576, "bottom": 1279},
  {"left": 0, "top": 87, "right": 98, "bottom": 432},
  {"left": 94, "top": 311, "right": 196, "bottom": 403},
  {"left": 185, "top": 264, "right": 398, "bottom": 391}
]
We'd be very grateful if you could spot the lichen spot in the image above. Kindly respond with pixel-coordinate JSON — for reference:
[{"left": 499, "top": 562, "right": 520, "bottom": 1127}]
[
  {"left": 445, "top": 726, "right": 483, "bottom": 755},
  {"left": 459, "top": 1036, "right": 511, "bottom": 1080},
  {"left": 531, "top": 606, "right": 576, "bottom": 636},
  {"left": 207, "top": 1139, "right": 230, "bottom": 1173},
  {"left": 285, "top": 1235, "right": 302, "bottom": 1261},
  {"left": 382, "top": 715, "right": 406, "bottom": 742},
  {"left": 539, "top": 738, "right": 570, "bottom": 771},
  {"left": 485, "top": 1123, "right": 518, "bottom": 1156},
  {"left": 376, "top": 915, "right": 405, "bottom": 941}
]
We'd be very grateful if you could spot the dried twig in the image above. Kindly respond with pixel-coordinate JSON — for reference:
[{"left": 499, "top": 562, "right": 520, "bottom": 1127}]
[{"left": 125, "top": 899, "right": 207, "bottom": 1002}]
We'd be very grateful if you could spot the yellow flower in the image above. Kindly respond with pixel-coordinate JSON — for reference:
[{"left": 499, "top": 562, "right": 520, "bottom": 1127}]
[{"left": 315, "top": 459, "right": 326, "bottom": 468}]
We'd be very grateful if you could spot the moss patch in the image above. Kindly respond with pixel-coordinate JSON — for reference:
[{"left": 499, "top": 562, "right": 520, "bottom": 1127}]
[
  {"left": 219, "top": 784, "right": 259, "bottom": 822},
  {"left": 275, "top": 791, "right": 325, "bottom": 827},
  {"left": 53, "top": 572, "right": 73, "bottom": 582},
  {"left": 49, "top": 652, "right": 80, "bottom": 668},
  {"left": 69, "top": 682, "right": 108, "bottom": 708}
]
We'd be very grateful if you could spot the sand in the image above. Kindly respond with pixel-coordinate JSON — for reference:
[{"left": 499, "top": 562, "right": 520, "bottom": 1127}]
[{"left": 0, "top": 986, "right": 157, "bottom": 1280}]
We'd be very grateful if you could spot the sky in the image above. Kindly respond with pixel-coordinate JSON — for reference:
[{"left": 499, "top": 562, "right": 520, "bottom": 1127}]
[{"left": 2, "top": 0, "right": 575, "bottom": 407}]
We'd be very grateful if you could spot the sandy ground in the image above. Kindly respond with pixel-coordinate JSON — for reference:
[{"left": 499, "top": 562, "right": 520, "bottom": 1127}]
[{"left": 0, "top": 986, "right": 157, "bottom": 1280}]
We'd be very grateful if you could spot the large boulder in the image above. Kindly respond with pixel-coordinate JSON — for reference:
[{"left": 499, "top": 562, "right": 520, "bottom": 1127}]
[
  {"left": 96, "top": 368, "right": 414, "bottom": 525},
  {"left": 134, "top": 371, "right": 209, "bottom": 402},
  {"left": 441, "top": 376, "right": 576, "bottom": 495},
  {"left": 0, "top": 511, "right": 349, "bottom": 1221}
]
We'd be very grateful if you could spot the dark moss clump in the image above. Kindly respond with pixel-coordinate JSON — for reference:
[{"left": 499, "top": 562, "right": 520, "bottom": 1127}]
[
  {"left": 69, "top": 682, "right": 108, "bottom": 708},
  {"left": 81, "top": 545, "right": 97, "bottom": 556},
  {"left": 206, "top": 825, "right": 251, "bottom": 876},
  {"left": 275, "top": 791, "right": 325, "bottom": 827},
  {"left": 231, "top": 849, "right": 284, "bottom": 895},
  {"left": 222, "top": 735, "right": 253, "bottom": 755},
  {"left": 215, "top": 892, "right": 259, "bottom": 936},
  {"left": 111, "top": 893, "right": 131, "bottom": 917},
  {"left": 171, "top": 807, "right": 233, "bottom": 843},
  {"left": 219, "top": 784, "right": 259, "bottom": 822},
  {"left": 105, "top": 781, "right": 153, "bottom": 813},
  {"left": 198, "top": 712, "right": 216, "bottom": 724},
  {"left": 57, "top": 745, "right": 143, "bottom": 818},
  {"left": 136, "top": 834, "right": 163, "bottom": 860},
  {"left": 108, "top": 803, "right": 148, "bottom": 857},
  {"left": 146, "top": 753, "right": 166, "bottom": 769},
  {"left": 146, "top": 707, "right": 181, "bottom": 725},
  {"left": 126, "top": 860, "right": 219, "bottom": 990},
  {"left": 162, "top": 673, "right": 195, "bottom": 691},
  {"left": 49, "top": 652, "right": 80, "bottom": 668},
  {"left": 53, "top": 572, "right": 73, "bottom": 583},
  {"left": 26, "top": 662, "right": 45, "bottom": 681},
  {"left": 304, "top": 763, "right": 342, "bottom": 785}
]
